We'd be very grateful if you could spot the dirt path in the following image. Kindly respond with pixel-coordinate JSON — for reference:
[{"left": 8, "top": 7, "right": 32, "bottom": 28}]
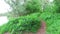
[{"left": 36, "top": 20, "right": 46, "bottom": 34}]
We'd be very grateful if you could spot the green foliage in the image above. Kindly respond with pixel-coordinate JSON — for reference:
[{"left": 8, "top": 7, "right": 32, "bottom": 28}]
[
  {"left": 25, "top": 0, "right": 41, "bottom": 13},
  {"left": 0, "top": 13, "right": 41, "bottom": 34},
  {"left": 5, "top": 0, "right": 26, "bottom": 17},
  {"left": 46, "top": 14, "right": 60, "bottom": 34},
  {"left": 40, "top": 12, "right": 53, "bottom": 20},
  {"left": 43, "top": 1, "right": 57, "bottom": 13},
  {"left": 54, "top": 0, "right": 60, "bottom": 13},
  {"left": 0, "top": 0, "right": 60, "bottom": 34},
  {"left": 5, "top": 0, "right": 41, "bottom": 17}
]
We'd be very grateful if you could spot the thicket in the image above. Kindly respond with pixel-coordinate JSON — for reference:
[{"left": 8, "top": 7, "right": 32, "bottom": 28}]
[
  {"left": 0, "top": 13, "right": 41, "bottom": 34},
  {"left": 0, "top": 0, "right": 60, "bottom": 34},
  {"left": 0, "top": 0, "right": 42, "bottom": 34}
]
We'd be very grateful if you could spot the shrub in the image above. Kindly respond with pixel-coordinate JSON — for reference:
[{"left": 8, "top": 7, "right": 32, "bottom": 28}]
[{"left": 0, "top": 13, "right": 41, "bottom": 34}]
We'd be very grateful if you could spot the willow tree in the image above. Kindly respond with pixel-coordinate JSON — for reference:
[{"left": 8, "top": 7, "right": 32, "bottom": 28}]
[
  {"left": 4, "top": 0, "right": 57, "bottom": 18},
  {"left": 4, "top": 0, "right": 26, "bottom": 17},
  {"left": 4, "top": 0, "right": 42, "bottom": 18}
]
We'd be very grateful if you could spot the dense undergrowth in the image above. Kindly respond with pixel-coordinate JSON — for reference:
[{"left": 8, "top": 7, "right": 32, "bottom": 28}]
[
  {"left": 0, "top": 13, "right": 41, "bottom": 34},
  {"left": 0, "top": 12, "right": 60, "bottom": 34},
  {"left": 46, "top": 13, "right": 60, "bottom": 34},
  {"left": 0, "top": 0, "right": 60, "bottom": 34},
  {"left": 40, "top": 12, "right": 60, "bottom": 34}
]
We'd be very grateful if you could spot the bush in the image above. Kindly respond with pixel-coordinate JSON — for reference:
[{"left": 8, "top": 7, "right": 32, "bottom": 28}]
[
  {"left": 0, "top": 13, "right": 41, "bottom": 34},
  {"left": 25, "top": 0, "right": 41, "bottom": 13}
]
